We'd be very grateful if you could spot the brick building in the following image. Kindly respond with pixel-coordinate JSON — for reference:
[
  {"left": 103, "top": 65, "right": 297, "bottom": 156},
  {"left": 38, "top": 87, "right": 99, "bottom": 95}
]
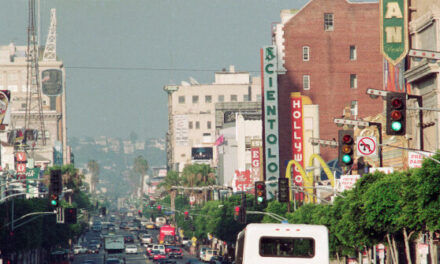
[{"left": 275, "top": 0, "right": 384, "bottom": 173}]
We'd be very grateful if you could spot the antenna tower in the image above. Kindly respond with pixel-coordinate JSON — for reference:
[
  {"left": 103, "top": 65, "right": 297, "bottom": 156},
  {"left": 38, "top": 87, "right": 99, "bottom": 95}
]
[{"left": 25, "top": 0, "right": 46, "bottom": 145}]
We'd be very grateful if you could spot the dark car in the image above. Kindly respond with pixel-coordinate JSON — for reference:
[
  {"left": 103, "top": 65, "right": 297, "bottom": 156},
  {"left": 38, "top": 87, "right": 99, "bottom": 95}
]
[
  {"left": 169, "top": 246, "right": 183, "bottom": 259},
  {"left": 210, "top": 256, "right": 229, "bottom": 264},
  {"left": 124, "top": 234, "right": 135, "bottom": 243},
  {"left": 87, "top": 244, "right": 99, "bottom": 254},
  {"left": 157, "top": 259, "right": 177, "bottom": 264}
]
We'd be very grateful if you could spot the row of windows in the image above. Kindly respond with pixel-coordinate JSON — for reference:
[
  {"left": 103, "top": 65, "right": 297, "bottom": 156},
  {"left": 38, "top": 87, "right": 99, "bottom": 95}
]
[
  {"left": 302, "top": 74, "right": 357, "bottom": 90},
  {"left": 188, "top": 121, "right": 212, "bottom": 130},
  {"left": 178, "top": 94, "right": 261, "bottom": 104},
  {"left": 302, "top": 45, "right": 357, "bottom": 61}
]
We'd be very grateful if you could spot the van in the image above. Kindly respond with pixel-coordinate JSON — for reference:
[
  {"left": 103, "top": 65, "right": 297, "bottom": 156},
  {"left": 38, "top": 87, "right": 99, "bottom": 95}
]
[
  {"left": 198, "top": 247, "right": 208, "bottom": 260},
  {"left": 201, "top": 249, "right": 218, "bottom": 262},
  {"left": 152, "top": 244, "right": 165, "bottom": 254}
]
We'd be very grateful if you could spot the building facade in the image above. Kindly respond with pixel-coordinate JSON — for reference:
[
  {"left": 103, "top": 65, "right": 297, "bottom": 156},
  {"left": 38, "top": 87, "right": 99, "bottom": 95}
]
[
  {"left": 275, "top": 0, "right": 384, "bottom": 175},
  {"left": 164, "top": 66, "right": 261, "bottom": 172},
  {"left": 0, "top": 43, "right": 67, "bottom": 169}
]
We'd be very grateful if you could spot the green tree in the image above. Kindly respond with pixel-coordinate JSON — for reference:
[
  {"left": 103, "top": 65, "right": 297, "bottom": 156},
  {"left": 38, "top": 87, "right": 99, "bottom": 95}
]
[
  {"left": 158, "top": 170, "right": 181, "bottom": 214},
  {"left": 181, "top": 164, "right": 216, "bottom": 204}
]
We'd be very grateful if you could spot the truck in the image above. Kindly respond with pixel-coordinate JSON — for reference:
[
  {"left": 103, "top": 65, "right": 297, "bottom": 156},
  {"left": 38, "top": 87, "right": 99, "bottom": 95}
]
[
  {"left": 159, "top": 224, "right": 176, "bottom": 245},
  {"left": 104, "top": 235, "right": 125, "bottom": 263}
]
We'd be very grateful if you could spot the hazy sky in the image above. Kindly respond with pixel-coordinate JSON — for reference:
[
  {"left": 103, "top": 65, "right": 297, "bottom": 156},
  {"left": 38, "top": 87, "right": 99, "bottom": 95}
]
[{"left": 1, "top": 0, "right": 314, "bottom": 140}]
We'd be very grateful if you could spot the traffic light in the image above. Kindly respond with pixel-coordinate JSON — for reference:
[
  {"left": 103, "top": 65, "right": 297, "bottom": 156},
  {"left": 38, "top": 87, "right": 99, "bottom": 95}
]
[
  {"left": 138, "top": 210, "right": 142, "bottom": 217},
  {"left": 184, "top": 211, "right": 189, "bottom": 220},
  {"left": 234, "top": 206, "right": 240, "bottom": 221},
  {"left": 254, "top": 181, "right": 266, "bottom": 205},
  {"left": 49, "top": 169, "right": 62, "bottom": 196},
  {"left": 50, "top": 193, "right": 59, "bottom": 207},
  {"left": 278, "top": 178, "right": 290, "bottom": 203},
  {"left": 101, "top": 207, "right": 106, "bottom": 216},
  {"left": 157, "top": 205, "right": 162, "bottom": 212},
  {"left": 64, "top": 208, "right": 77, "bottom": 224},
  {"left": 386, "top": 92, "right": 406, "bottom": 135},
  {"left": 338, "top": 130, "right": 354, "bottom": 166}
]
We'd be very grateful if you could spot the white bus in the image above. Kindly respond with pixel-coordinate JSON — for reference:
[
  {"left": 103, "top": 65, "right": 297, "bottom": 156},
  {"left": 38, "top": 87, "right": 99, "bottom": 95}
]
[{"left": 235, "top": 224, "right": 329, "bottom": 264}]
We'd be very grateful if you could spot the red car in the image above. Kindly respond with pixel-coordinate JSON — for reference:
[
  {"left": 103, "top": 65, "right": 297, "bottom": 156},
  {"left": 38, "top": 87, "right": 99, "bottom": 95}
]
[{"left": 152, "top": 250, "right": 167, "bottom": 261}]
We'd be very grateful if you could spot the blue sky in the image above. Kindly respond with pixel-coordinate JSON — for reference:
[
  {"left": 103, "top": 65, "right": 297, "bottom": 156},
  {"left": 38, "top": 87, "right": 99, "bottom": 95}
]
[{"left": 1, "top": 0, "right": 314, "bottom": 140}]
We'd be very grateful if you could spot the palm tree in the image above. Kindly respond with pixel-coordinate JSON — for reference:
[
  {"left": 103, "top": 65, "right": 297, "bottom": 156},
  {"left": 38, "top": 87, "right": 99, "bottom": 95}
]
[
  {"left": 158, "top": 170, "right": 181, "bottom": 215},
  {"left": 181, "top": 164, "right": 216, "bottom": 204},
  {"left": 87, "top": 160, "right": 99, "bottom": 192},
  {"left": 133, "top": 156, "right": 149, "bottom": 195}
]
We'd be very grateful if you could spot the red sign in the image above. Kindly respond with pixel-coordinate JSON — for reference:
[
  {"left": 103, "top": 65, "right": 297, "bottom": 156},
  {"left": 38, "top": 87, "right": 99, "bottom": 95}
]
[
  {"left": 16, "top": 163, "right": 26, "bottom": 173},
  {"left": 16, "top": 152, "right": 27, "bottom": 162},
  {"left": 251, "top": 148, "right": 261, "bottom": 184},
  {"left": 291, "top": 94, "right": 305, "bottom": 200},
  {"left": 233, "top": 170, "right": 253, "bottom": 193}
]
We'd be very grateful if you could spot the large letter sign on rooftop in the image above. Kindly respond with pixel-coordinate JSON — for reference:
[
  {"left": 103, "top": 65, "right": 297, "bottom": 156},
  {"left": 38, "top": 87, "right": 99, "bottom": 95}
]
[
  {"left": 380, "top": 0, "right": 408, "bottom": 65},
  {"left": 262, "top": 46, "right": 280, "bottom": 200}
]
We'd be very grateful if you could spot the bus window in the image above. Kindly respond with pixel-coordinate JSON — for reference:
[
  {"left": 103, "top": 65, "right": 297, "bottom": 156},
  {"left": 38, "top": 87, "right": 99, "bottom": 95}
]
[
  {"left": 235, "top": 231, "right": 245, "bottom": 264},
  {"left": 259, "top": 237, "right": 315, "bottom": 258}
]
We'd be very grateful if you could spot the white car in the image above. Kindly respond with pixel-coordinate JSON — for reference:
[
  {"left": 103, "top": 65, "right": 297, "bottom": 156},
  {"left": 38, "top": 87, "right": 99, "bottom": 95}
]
[
  {"left": 73, "top": 245, "right": 87, "bottom": 254},
  {"left": 125, "top": 244, "right": 138, "bottom": 254},
  {"left": 140, "top": 234, "right": 152, "bottom": 244}
]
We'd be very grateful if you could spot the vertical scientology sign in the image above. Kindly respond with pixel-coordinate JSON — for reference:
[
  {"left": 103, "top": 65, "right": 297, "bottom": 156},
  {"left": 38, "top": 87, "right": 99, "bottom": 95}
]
[{"left": 262, "top": 46, "right": 279, "bottom": 200}]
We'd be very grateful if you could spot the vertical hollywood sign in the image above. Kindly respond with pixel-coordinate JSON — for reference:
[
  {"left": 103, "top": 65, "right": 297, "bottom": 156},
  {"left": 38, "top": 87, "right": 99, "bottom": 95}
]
[
  {"left": 291, "top": 94, "right": 304, "bottom": 200},
  {"left": 380, "top": 0, "right": 408, "bottom": 65},
  {"left": 263, "top": 46, "right": 280, "bottom": 200}
]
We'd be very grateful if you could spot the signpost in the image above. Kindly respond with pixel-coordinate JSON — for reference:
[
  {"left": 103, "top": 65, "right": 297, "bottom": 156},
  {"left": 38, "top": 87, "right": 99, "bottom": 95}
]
[{"left": 357, "top": 136, "right": 377, "bottom": 157}]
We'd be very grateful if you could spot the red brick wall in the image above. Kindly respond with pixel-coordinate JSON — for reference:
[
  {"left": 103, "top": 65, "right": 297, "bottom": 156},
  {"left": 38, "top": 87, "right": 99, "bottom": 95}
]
[{"left": 278, "top": 0, "right": 383, "bottom": 174}]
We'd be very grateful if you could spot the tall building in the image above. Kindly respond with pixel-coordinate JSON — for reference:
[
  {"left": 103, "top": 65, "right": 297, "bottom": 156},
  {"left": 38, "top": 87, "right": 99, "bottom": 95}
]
[
  {"left": 404, "top": 1, "right": 440, "bottom": 152},
  {"left": 164, "top": 66, "right": 261, "bottom": 172},
  {"left": 274, "top": 0, "right": 384, "bottom": 174},
  {"left": 0, "top": 43, "right": 66, "bottom": 168}
]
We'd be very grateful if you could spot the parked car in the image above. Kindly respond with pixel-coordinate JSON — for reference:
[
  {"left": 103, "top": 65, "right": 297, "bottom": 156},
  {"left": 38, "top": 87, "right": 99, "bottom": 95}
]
[
  {"left": 125, "top": 244, "right": 138, "bottom": 254},
  {"left": 152, "top": 244, "right": 166, "bottom": 254},
  {"left": 181, "top": 237, "right": 190, "bottom": 246},
  {"left": 199, "top": 247, "right": 209, "bottom": 260},
  {"left": 201, "top": 249, "right": 218, "bottom": 262},
  {"left": 209, "top": 256, "right": 228, "bottom": 264}
]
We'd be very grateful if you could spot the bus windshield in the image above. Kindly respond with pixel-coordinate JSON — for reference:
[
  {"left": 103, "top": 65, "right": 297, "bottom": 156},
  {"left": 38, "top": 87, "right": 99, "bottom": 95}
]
[{"left": 259, "top": 237, "right": 315, "bottom": 258}]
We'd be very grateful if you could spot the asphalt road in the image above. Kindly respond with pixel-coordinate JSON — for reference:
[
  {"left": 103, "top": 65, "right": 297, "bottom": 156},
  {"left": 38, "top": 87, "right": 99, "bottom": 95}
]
[{"left": 72, "top": 225, "right": 202, "bottom": 264}]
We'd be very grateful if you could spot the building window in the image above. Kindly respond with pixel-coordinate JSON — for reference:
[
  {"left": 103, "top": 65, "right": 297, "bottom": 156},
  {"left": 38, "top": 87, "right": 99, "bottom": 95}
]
[
  {"left": 218, "top": 95, "right": 224, "bottom": 102},
  {"left": 230, "top": 95, "right": 237, "bottom": 102},
  {"left": 256, "top": 94, "right": 262, "bottom": 101},
  {"left": 351, "top": 101, "right": 358, "bottom": 117},
  {"left": 205, "top": 95, "right": 212, "bottom": 103},
  {"left": 178, "top": 96, "right": 185, "bottom": 104},
  {"left": 195, "top": 121, "right": 200, "bottom": 129},
  {"left": 243, "top": 94, "right": 250, "bottom": 102},
  {"left": 189, "top": 121, "right": 193, "bottom": 129},
  {"left": 21, "top": 103, "right": 27, "bottom": 109},
  {"left": 303, "top": 46, "right": 310, "bottom": 61},
  {"left": 350, "top": 74, "right": 357, "bottom": 89},
  {"left": 350, "top": 46, "right": 357, "bottom": 60},
  {"left": 303, "top": 75, "right": 310, "bottom": 90},
  {"left": 324, "top": 13, "right": 334, "bottom": 31},
  {"left": 207, "top": 121, "right": 211, "bottom": 129},
  {"left": 192, "top": 95, "right": 199, "bottom": 104}
]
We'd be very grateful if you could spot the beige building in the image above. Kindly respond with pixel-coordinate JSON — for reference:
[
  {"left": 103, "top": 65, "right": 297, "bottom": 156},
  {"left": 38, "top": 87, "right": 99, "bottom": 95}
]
[
  {"left": 164, "top": 66, "right": 261, "bottom": 172},
  {"left": 0, "top": 43, "right": 67, "bottom": 168},
  {"left": 404, "top": 1, "right": 440, "bottom": 153}
]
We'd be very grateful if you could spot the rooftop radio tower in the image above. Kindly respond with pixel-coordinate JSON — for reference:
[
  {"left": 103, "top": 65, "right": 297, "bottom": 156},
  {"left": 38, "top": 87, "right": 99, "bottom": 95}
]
[{"left": 25, "top": 0, "right": 46, "bottom": 146}]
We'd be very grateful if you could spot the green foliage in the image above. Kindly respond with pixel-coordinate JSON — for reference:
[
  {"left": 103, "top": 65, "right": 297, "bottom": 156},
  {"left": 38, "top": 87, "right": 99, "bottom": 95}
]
[{"left": 181, "top": 164, "right": 216, "bottom": 187}]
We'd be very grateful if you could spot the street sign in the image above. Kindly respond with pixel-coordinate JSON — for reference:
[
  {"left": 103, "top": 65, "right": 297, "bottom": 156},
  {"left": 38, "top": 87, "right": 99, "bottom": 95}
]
[{"left": 357, "top": 136, "right": 377, "bottom": 156}]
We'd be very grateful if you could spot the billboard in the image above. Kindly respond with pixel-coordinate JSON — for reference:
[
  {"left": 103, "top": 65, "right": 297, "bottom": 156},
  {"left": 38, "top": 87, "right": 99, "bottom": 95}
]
[
  {"left": 42, "top": 69, "right": 63, "bottom": 96},
  {"left": 291, "top": 93, "right": 305, "bottom": 200},
  {"left": 380, "top": 0, "right": 408, "bottom": 65},
  {"left": 191, "top": 147, "right": 213, "bottom": 160},
  {"left": 262, "top": 45, "right": 280, "bottom": 200},
  {"left": 174, "top": 115, "right": 189, "bottom": 145}
]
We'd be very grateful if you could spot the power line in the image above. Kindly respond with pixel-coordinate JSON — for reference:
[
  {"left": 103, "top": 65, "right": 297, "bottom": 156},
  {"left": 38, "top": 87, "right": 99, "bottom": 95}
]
[{"left": 65, "top": 65, "right": 261, "bottom": 73}]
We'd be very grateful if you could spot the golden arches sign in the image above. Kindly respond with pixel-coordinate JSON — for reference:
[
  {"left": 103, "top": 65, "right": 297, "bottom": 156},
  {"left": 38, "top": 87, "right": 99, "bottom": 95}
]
[{"left": 285, "top": 154, "right": 335, "bottom": 203}]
